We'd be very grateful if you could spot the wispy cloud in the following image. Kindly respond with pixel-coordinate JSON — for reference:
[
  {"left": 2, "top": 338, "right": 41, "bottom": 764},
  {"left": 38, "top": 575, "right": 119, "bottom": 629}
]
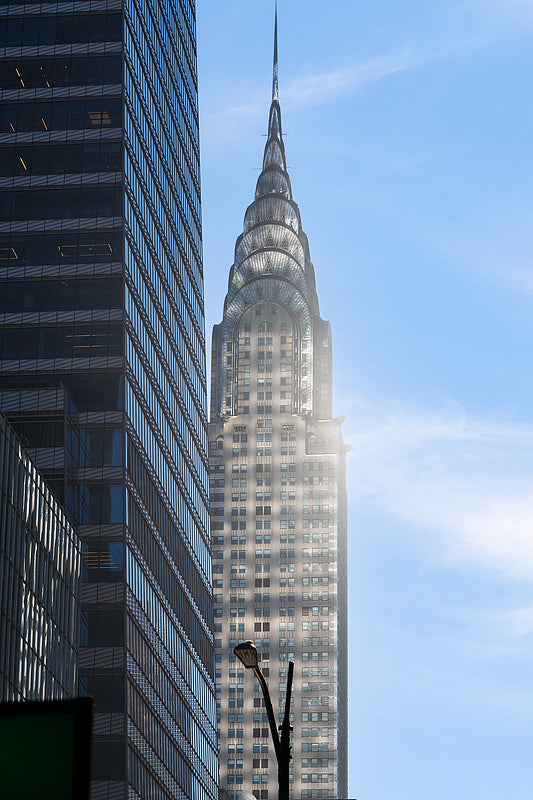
[
  {"left": 469, "top": 0, "right": 533, "bottom": 26},
  {"left": 435, "top": 232, "right": 533, "bottom": 297},
  {"left": 203, "top": 46, "right": 441, "bottom": 136},
  {"left": 344, "top": 397, "right": 533, "bottom": 580},
  {"left": 419, "top": 204, "right": 533, "bottom": 297},
  {"left": 282, "top": 49, "right": 429, "bottom": 109},
  {"left": 491, "top": 604, "right": 533, "bottom": 637}
]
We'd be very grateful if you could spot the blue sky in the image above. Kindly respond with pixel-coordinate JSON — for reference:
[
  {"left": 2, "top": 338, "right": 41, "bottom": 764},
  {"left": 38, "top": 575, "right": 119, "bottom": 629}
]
[{"left": 197, "top": 2, "right": 533, "bottom": 798}]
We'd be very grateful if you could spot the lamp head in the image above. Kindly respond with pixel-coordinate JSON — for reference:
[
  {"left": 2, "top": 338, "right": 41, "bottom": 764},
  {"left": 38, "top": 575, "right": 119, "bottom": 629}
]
[{"left": 233, "top": 640, "right": 259, "bottom": 669}]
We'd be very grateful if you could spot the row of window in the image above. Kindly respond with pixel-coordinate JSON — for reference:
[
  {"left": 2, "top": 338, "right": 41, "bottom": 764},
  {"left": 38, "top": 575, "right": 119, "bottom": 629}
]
[
  {"left": 0, "top": 143, "right": 121, "bottom": 178},
  {"left": 212, "top": 508, "right": 331, "bottom": 522},
  {"left": 236, "top": 333, "right": 295, "bottom": 345},
  {"left": 0, "top": 232, "right": 122, "bottom": 265},
  {"left": 0, "top": 277, "right": 122, "bottom": 314},
  {"left": 226, "top": 743, "right": 269, "bottom": 753},
  {"left": 225, "top": 404, "right": 295, "bottom": 415},
  {"left": 216, "top": 614, "right": 331, "bottom": 632},
  {"left": 1, "top": 98, "right": 122, "bottom": 134},
  {"left": 215, "top": 577, "right": 333, "bottom": 590},
  {"left": 213, "top": 496, "right": 330, "bottom": 509},
  {"left": 230, "top": 574, "right": 327, "bottom": 587},
  {"left": 212, "top": 521, "right": 331, "bottom": 534},
  {"left": 0, "top": 14, "right": 122, "bottom": 48},
  {"left": 232, "top": 376, "right": 293, "bottom": 389},
  {"left": 0, "top": 55, "right": 122, "bottom": 91},
  {"left": 226, "top": 775, "right": 244, "bottom": 785},
  {"left": 215, "top": 574, "right": 329, "bottom": 586},
  {"left": 213, "top": 533, "right": 330, "bottom": 545},
  {"left": 217, "top": 667, "right": 329, "bottom": 681},
  {"left": 229, "top": 475, "right": 292, "bottom": 489},
  {"left": 231, "top": 391, "right": 294, "bottom": 402},
  {"left": 216, "top": 589, "right": 315, "bottom": 605},
  {"left": 227, "top": 357, "right": 295, "bottom": 370},
  {"left": 210, "top": 455, "right": 332, "bottom": 473},
  {"left": 0, "top": 324, "right": 122, "bottom": 360},
  {"left": 1, "top": 187, "right": 121, "bottom": 223}
]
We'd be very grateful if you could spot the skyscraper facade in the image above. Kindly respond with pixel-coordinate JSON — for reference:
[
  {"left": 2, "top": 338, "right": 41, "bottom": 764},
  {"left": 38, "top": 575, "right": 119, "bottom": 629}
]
[
  {"left": 0, "top": 409, "right": 81, "bottom": 702},
  {"left": 208, "top": 26, "right": 348, "bottom": 800},
  {"left": 0, "top": 1, "right": 217, "bottom": 799}
]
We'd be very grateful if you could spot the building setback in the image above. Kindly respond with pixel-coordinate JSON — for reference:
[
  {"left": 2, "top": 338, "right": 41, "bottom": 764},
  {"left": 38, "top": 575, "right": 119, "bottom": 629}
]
[
  {"left": 208, "top": 24, "right": 348, "bottom": 800},
  {"left": 0, "top": 409, "right": 80, "bottom": 701},
  {"left": 0, "top": 1, "right": 217, "bottom": 799}
]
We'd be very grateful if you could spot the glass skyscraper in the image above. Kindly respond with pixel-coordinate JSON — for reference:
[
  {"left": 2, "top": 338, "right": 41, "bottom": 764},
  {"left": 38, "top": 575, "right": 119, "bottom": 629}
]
[
  {"left": 0, "top": 409, "right": 80, "bottom": 701},
  {"left": 208, "top": 21, "right": 348, "bottom": 800},
  {"left": 0, "top": 1, "right": 217, "bottom": 798}
]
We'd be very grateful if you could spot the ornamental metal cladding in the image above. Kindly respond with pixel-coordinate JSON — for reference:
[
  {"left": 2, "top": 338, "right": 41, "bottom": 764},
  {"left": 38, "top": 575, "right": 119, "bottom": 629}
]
[
  {"left": 209, "top": 21, "right": 348, "bottom": 800},
  {"left": 0, "top": 1, "right": 217, "bottom": 799}
]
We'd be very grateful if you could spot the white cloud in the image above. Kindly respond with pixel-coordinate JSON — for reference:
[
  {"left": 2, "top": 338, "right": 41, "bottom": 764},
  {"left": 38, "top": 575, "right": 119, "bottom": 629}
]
[
  {"left": 455, "top": 243, "right": 533, "bottom": 297},
  {"left": 344, "top": 397, "right": 533, "bottom": 579},
  {"left": 421, "top": 207, "right": 533, "bottom": 297},
  {"left": 202, "top": 46, "right": 441, "bottom": 138},
  {"left": 492, "top": 604, "right": 533, "bottom": 637},
  {"left": 282, "top": 49, "right": 426, "bottom": 109},
  {"left": 471, "top": 0, "right": 533, "bottom": 25}
]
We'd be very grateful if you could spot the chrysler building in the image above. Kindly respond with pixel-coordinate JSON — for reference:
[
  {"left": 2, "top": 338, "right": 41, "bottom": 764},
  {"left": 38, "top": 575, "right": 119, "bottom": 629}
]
[{"left": 208, "top": 16, "right": 348, "bottom": 799}]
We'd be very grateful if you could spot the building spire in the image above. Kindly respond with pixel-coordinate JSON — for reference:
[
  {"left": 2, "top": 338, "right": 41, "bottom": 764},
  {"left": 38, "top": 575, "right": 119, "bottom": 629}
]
[{"left": 272, "top": 1, "right": 278, "bottom": 101}]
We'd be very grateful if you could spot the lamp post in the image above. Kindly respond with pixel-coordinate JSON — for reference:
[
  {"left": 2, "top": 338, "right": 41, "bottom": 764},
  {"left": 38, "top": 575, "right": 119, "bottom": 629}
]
[{"left": 234, "top": 640, "right": 294, "bottom": 800}]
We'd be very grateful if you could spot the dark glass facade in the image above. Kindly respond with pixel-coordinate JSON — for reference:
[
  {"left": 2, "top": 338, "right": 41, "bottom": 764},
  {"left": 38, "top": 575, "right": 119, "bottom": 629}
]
[
  {"left": 0, "top": 0, "right": 217, "bottom": 798},
  {"left": 0, "top": 410, "right": 80, "bottom": 701}
]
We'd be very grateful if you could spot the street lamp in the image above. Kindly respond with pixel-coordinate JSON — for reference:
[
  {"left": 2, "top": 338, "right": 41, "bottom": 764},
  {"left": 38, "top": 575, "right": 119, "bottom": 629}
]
[{"left": 234, "top": 640, "right": 294, "bottom": 800}]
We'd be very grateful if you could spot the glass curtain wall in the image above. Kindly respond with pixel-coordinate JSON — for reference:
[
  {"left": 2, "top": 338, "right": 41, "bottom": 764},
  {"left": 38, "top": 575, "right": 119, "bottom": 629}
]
[
  {"left": 0, "top": 0, "right": 217, "bottom": 797},
  {"left": 0, "top": 410, "right": 81, "bottom": 702}
]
